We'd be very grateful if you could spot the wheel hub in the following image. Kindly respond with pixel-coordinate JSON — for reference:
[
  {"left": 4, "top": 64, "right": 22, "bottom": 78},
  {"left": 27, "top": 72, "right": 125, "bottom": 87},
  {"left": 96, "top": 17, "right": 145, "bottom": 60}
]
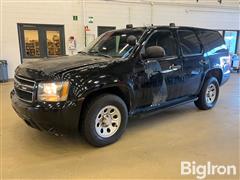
[
  {"left": 101, "top": 114, "right": 111, "bottom": 127},
  {"left": 205, "top": 83, "right": 216, "bottom": 104},
  {"left": 95, "top": 105, "right": 121, "bottom": 138}
]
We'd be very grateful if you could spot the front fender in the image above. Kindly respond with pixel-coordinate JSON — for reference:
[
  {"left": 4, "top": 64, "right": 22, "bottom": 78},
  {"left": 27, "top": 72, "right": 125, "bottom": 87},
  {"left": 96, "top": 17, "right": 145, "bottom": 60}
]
[{"left": 70, "top": 74, "right": 135, "bottom": 110}]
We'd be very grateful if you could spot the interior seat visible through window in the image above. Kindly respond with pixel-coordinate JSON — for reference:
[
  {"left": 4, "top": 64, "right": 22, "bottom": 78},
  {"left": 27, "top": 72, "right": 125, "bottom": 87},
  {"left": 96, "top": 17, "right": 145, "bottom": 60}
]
[{"left": 145, "top": 30, "right": 177, "bottom": 57}]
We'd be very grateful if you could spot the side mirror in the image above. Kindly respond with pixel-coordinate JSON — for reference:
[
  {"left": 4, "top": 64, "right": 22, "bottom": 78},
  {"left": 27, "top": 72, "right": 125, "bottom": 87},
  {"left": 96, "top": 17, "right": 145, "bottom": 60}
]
[
  {"left": 145, "top": 46, "right": 165, "bottom": 59},
  {"left": 127, "top": 35, "right": 137, "bottom": 46}
]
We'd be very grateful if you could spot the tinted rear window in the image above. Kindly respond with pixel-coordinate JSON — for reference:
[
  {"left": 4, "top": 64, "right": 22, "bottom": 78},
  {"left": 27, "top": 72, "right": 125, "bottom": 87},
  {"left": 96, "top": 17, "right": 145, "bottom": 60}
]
[
  {"left": 178, "top": 30, "right": 202, "bottom": 55},
  {"left": 196, "top": 30, "right": 227, "bottom": 55}
]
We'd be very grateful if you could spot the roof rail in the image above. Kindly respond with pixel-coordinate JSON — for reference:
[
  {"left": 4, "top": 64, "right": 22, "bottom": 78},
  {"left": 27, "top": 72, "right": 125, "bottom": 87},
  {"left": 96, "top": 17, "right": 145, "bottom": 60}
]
[{"left": 126, "top": 24, "right": 133, "bottom": 29}]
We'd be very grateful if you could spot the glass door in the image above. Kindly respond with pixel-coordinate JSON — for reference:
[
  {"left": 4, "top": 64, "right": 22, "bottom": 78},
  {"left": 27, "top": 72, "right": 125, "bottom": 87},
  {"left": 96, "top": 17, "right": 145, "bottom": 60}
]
[
  {"left": 224, "top": 31, "right": 238, "bottom": 54},
  {"left": 18, "top": 24, "right": 65, "bottom": 62},
  {"left": 46, "top": 31, "right": 61, "bottom": 56},
  {"left": 23, "top": 29, "right": 40, "bottom": 57}
]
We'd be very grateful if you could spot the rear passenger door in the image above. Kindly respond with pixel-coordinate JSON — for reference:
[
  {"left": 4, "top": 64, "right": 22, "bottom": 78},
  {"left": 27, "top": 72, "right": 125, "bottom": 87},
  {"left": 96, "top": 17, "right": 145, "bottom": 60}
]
[{"left": 178, "top": 29, "right": 205, "bottom": 97}]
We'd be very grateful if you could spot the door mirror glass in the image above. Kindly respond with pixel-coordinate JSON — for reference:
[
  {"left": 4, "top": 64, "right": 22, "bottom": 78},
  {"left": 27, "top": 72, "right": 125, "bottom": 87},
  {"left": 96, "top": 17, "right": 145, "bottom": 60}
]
[
  {"left": 145, "top": 46, "right": 165, "bottom": 59},
  {"left": 127, "top": 35, "right": 137, "bottom": 46}
]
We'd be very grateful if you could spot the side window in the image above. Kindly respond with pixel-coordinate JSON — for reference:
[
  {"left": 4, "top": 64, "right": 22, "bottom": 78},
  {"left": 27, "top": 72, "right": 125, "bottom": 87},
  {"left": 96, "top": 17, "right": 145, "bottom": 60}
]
[
  {"left": 98, "top": 31, "right": 143, "bottom": 57},
  {"left": 197, "top": 30, "right": 227, "bottom": 54},
  {"left": 145, "top": 30, "right": 177, "bottom": 57},
  {"left": 178, "top": 30, "right": 202, "bottom": 55}
]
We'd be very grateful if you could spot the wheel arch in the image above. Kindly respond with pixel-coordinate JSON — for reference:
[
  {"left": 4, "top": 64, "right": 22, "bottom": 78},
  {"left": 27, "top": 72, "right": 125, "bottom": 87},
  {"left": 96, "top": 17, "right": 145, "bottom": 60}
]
[
  {"left": 197, "top": 68, "right": 223, "bottom": 95},
  {"left": 82, "top": 85, "right": 133, "bottom": 111},
  {"left": 78, "top": 84, "right": 134, "bottom": 131},
  {"left": 204, "top": 68, "right": 223, "bottom": 85}
]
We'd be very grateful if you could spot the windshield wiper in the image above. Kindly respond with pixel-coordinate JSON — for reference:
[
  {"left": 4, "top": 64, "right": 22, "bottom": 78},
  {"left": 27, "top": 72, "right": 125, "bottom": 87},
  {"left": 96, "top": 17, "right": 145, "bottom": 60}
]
[{"left": 88, "top": 50, "right": 112, "bottom": 58}]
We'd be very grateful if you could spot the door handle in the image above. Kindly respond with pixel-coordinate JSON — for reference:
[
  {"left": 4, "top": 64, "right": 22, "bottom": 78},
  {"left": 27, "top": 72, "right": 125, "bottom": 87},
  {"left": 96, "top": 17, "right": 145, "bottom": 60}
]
[
  {"left": 200, "top": 59, "right": 208, "bottom": 65},
  {"left": 161, "top": 64, "right": 181, "bottom": 74},
  {"left": 169, "top": 64, "right": 182, "bottom": 71}
]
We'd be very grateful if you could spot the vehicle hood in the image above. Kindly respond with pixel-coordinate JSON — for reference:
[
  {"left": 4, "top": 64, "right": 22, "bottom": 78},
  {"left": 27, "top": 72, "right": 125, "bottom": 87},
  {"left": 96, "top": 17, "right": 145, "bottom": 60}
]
[{"left": 15, "top": 55, "right": 116, "bottom": 80}]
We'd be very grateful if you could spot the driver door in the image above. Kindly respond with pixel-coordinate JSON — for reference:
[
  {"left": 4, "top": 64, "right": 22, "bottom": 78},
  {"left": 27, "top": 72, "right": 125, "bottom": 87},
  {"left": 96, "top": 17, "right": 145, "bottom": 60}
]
[{"left": 134, "top": 30, "right": 184, "bottom": 108}]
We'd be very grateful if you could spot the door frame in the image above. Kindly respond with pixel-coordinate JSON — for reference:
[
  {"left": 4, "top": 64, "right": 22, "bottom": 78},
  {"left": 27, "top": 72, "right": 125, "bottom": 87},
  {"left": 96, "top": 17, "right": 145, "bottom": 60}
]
[
  {"left": 176, "top": 28, "right": 205, "bottom": 96},
  {"left": 136, "top": 29, "right": 183, "bottom": 106},
  {"left": 17, "top": 23, "right": 66, "bottom": 63}
]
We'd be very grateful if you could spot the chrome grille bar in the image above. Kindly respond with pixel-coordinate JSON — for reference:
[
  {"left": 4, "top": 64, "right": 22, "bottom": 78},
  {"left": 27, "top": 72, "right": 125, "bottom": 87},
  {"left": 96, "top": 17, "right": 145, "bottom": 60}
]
[{"left": 14, "top": 75, "right": 36, "bottom": 103}]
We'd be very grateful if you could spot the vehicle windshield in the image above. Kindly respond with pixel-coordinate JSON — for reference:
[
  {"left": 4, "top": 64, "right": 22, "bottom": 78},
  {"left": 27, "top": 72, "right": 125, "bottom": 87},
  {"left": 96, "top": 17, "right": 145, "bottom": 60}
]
[{"left": 84, "top": 30, "right": 144, "bottom": 58}]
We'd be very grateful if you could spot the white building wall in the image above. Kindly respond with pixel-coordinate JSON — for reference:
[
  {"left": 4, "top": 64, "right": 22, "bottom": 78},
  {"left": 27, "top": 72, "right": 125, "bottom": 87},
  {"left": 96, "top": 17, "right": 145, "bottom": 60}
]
[
  {"left": 1, "top": 0, "right": 239, "bottom": 78},
  {"left": 1, "top": 1, "right": 84, "bottom": 78}
]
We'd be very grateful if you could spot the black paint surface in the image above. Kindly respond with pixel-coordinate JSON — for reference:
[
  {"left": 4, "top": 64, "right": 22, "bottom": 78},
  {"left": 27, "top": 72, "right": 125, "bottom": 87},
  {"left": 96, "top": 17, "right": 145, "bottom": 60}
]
[{"left": 11, "top": 25, "right": 231, "bottom": 135}]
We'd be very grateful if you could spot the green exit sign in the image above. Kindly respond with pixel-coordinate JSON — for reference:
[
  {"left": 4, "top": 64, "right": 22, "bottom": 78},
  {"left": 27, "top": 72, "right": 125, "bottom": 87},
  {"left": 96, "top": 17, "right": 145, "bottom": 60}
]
[
  {"left": 88, "top": 16, "right": 94, "bottom": 23},
  {"left": 73, "top": 16, "right": 78, "bottom": 21}
]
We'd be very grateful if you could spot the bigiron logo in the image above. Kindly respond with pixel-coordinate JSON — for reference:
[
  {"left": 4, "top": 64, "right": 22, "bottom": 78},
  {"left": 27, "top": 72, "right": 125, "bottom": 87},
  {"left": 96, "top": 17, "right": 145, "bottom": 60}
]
[{"left": 181, "top": 161, "right": 237, "bottom": 179}]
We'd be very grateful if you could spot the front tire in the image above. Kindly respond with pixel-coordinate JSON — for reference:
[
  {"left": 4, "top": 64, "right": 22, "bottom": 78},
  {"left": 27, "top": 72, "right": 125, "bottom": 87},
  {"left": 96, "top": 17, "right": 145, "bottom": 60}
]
[
  {"left": 82, "top": 94, "right": 128, "bottom": 147},
  {"left": 194, "top": 77, "right": 219, "bottom": 110}
]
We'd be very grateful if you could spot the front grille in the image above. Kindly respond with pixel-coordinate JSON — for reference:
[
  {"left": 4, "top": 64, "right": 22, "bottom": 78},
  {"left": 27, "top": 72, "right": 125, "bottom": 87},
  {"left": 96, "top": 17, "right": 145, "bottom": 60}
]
[{"left": 14, "top": 75, "right": 36, "bottom": 103}]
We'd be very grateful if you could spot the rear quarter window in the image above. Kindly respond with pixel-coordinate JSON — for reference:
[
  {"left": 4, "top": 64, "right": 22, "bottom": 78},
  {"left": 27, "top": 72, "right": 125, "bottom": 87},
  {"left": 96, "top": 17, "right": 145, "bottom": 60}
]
[{"left": 196, "top": 30, "right": 227, "bottom": 55}]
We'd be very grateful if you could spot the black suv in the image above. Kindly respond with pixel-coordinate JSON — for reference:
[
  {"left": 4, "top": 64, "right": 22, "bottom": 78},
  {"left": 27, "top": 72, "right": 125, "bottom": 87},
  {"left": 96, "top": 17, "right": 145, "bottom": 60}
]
[{"left": 11, "top": 24, "right": 230, "bottom": 146}]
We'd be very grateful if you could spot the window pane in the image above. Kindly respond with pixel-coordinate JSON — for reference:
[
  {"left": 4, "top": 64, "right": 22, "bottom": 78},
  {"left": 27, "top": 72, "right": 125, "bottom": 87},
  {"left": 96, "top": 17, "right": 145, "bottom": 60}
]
[
  {"left": 179, "top": 30, "right": 201, "bottom": 55},
  {"left": 218, "top": 31, "right": 223, "bottom": 36},
  {"left": 237, "top": 32, "right": 240, "bottom": 52},
  {"left": 146, "top": 31, "right": 177, "bottom": 57},
  {"left": 46, "top": 31, "right": 61, "bottom": 56},
  {"left": 224, "top": 31, "right": 237, "bottom": 54},
  {"left": 24, "top": 30, "right": 40, "bottom": 57},
  {"left": 93, "top": 31, "right": 143, "bottom": 57},
  {"left": 197, "top": 30, "right": 227, "bottom": 55}
]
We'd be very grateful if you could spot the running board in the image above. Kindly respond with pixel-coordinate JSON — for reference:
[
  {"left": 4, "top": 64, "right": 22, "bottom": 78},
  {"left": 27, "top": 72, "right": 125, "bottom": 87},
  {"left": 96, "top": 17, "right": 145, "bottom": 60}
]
[{"left": 129, "top": 97, "right": 198, "bottom": 119}]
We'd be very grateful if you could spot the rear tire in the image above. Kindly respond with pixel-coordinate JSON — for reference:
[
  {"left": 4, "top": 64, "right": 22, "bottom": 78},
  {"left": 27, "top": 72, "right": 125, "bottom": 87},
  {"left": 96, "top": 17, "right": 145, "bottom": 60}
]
[
  {"left": 194, "top": 77, "right": 219, "bottom": 110},
  {"left": 82, "top": 94, "right": 128, "bottom": 147}
]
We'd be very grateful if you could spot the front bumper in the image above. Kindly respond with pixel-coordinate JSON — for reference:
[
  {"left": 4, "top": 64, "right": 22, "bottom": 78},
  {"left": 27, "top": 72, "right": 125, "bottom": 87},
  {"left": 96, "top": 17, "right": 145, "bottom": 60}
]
[{"left": 11, "top": 90, "right": 83, "bottom": 136}]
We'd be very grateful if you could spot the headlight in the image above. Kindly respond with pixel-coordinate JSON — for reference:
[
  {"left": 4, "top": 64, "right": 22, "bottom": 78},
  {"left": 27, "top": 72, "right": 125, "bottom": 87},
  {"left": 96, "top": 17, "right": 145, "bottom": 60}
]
[{"left": 37, "top": 81, "right": 70, "bottom": 102}]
